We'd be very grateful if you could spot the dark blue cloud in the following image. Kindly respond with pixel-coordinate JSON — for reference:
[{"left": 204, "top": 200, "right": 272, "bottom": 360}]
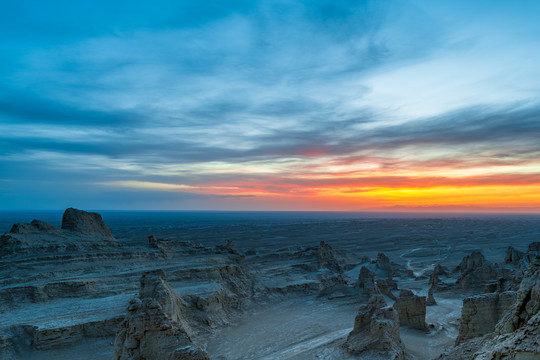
[{"left": 1, "top": 0, "right": 540, "bottom": 209}]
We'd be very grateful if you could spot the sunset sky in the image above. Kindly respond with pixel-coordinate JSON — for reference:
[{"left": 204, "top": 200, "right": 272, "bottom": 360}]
[{"left": 2, "top": 0, "right": 540, "bottom": 211}]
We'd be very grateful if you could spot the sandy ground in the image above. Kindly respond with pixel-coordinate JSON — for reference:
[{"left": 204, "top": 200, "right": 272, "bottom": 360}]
[{"left": 204, "top": 292, "right": 463, "bottom": 360}]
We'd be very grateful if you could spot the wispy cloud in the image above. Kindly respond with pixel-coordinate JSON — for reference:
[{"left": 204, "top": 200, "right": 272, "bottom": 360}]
[{"left": 1, "top": 0, "right": 540, "bottom": 210}]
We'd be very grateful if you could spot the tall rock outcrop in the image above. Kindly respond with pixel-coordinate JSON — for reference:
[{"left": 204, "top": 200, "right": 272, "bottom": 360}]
[
  {"left": 455, "top": 251, "right": 498, "bottom": 291},
  {"left": 61, "top": 207, "right": 115, "bottom": 240},
  {"left": 504, "top": 246, "right": 525, "bottom": 265},
  {"left": 455, "top": 291, "right": 516, "bottom": 345},
  {"left": 376, "top": 252, "right": 393, "bottom": 274},
  {"left": 439, "top": 252, "right": 540, "bottom": 359},
  {"left": 344, "top": 295, "right": 405, "bottom": 359},
  {"left": 427, "top": 286, "right": 436, "bottom": 306},
  {"left": 472, "top": 255, "right": 540, "bottom": 359},
  {"left": 497, "top": 255, "right": 540, "bottom": 333},
  {"left": 393, "top": 289, "right": 427, "bottom": 330},
  {"left": 113, "top": 270, "right": 210, "bottom": 360},
  {"left": 357, "top": 266, "right": 379, "bottom": 296}
]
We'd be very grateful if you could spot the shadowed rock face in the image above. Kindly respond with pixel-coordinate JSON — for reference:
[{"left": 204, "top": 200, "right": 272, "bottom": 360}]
[
  {"left": 471, "top": 256, "right": 540, "bottom": 359},
  {"left": 357, "top": 266, "right": 379, "bottom": 296},
  {"left": 114, "top": 270, "right": 210, "bottom": 360},
  {"left": 439, "top": 251, "right": 540, "bottom": 359},
  {"left": 345, "top": 295, "right": 404, "bottom": 359},
  {"left": 455, "top": 291, "right": 516, "bottom": 345},
  {"left": 316, "top": 241, "right": 343, "bottom": 273},
  {"left": 504, "top": 246, "right": 525, "bottom": 265},
  {"left": 498, "top": 255, "right": 540, "bottom": 334},
  {"left": 376, "top": 252, "right": 392, "bottom": 273},
  {"left": 61, "top": 208, "right": 115, "bottom": 240},
  {"left": 456, "top": 251, "right": 487, "bottom": 273},
  {"left": 376, "top": 277, "right": 397, "bottom": 300},
  {"left": 427, "top": 286, "right": 436, "bottom": 306},
  {"left": 455, "top": 251, "right": 498, "bottom": 291},
  {"left": 9, "top": 220, "right": 60, "bottom": 235},
  {"left": 393, "top": 289, "right": 427, "bottom": 330}
]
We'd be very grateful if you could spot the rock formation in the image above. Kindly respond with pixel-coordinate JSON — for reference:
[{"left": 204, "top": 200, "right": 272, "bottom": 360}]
[
  {"left": 455, "top": 291, "right": 516, "bottom": 344},
  {"left": 426, "top": 265, "right": 445, "bottom": 305},
  {"left": 439, "top": 251, "right": 540, "bottom": 359},
  {"left": 376, "top": 252, "right": 393, "bottom": 274},
  {"left": 357, "top": 266, "right": 379, "bottom": 296},
  {"left": 455, "top": 251, "right": 498, "bottom": 291},
  {"left": 504, "top": 246, "right": 525, "bottom": 265},
  {"left": 497, "top": 255, "right": 540, "bottom": 334},
  {"left": 0, "top": 208, "right": 118, "bottom": 257},
  {"left": 345, "top": 295, "right": 404, "bottom": 359},
  {"left": 149, "top": 234, "right": 165, "bottom": 249},
  {"left": 528, "top": 242, "right": 540, "bottom": 255},
  {"left": 61, "top": 207, "right": 115, "bottom": 239},
  {"left": 474, "top": 255, "right": 540, "bottom": 358},
  {"left": 9, "top": 220, "right": 61, "bottom": 235},
  {"left": 393, "top": 289, "right": 427, "bottom": 330},
  {"left": 114, "top": 270, "right": 209, "bottom": 360},
  {"left": 427, "top": 285, "right": 436, "bottom": 306},
  {"left": 376, "top": 277, "right": 397, "bottom": 300},
  {"left": 316, "top": 241, "right": 343, "bottom": 273}
]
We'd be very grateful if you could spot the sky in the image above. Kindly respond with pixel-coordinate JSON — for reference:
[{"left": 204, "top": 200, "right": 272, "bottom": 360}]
[{"left": 1, "top": 0, "right": 540, "bottom": 212}]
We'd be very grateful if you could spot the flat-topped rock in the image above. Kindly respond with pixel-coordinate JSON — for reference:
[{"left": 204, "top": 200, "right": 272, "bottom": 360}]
[
  {"left": 61, "top": 208, "right": 115, "bottom": 240},
  {"left": 456, "top": 291, "right": 516, "bottom": 345},
  {"left": 393, "top": 289, "right": 427, "bottom": 330}
]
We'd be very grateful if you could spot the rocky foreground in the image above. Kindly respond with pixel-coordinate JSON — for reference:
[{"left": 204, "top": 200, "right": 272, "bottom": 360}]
[{"left": 0, "top": 209, "right": 539, "bottom": 359}]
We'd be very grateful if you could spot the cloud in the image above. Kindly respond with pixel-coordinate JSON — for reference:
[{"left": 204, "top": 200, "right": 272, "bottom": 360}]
[{"left": 2, "top": 0, "right": 540, "bottom": 210}]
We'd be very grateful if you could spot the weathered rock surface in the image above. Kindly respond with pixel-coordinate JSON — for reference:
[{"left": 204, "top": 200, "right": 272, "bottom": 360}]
[
  {"left": 114, "top": 270, "right": 209, "bottom": 360},
  {"left": 475, "top": 313, "right": 540, "bottom": 360},
  {"left": 455, "top": 251, "right": 498, "bottom": 291},
  {"left": 345, "top": 295, "right": 405, "bottom": 359},
  {"left": 497, "top": 255, "right": 540, "bottom": 334},
  {"left": 426, "top": 286, "right": 436, "bottom": 306},
  {"left": 455, "top": 291, "right": 516, "bottom": 345},
  {"left": 393, "top": 289, "right": 427, "bottom": 330},
  {"left": 316, "top": 241, "right": 343, "bottom": 273},
  {"left": 472, "top": 256, "right": 540, "bottom": 358},
  {"left": 0, "top": 208, "right": 118, "bottom": 256},
  {"left": 9, "top": 220, "right": 61, "bottom": 235},
  {"left": 504, "top": 246, "right": 525, "bottom": 265},
  {"left": 440, "top": 252, "right": 540, "bottom": 359},
  {"left": 376, "top": 252, "right": 393, "bottom": 273},
  {"left": 376, "top": 277, "right": 398, "bottom": 300},
  {"left": 357, "top": 266, "right": 379, "bottom": 296},
  {"left": 61, "top": 207, "right": 115, "bottom": 239}
]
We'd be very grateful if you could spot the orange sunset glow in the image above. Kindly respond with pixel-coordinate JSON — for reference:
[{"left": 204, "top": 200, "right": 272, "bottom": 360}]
[{"left": 2, "top": 0, "right": 540, "bottom": 212}]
